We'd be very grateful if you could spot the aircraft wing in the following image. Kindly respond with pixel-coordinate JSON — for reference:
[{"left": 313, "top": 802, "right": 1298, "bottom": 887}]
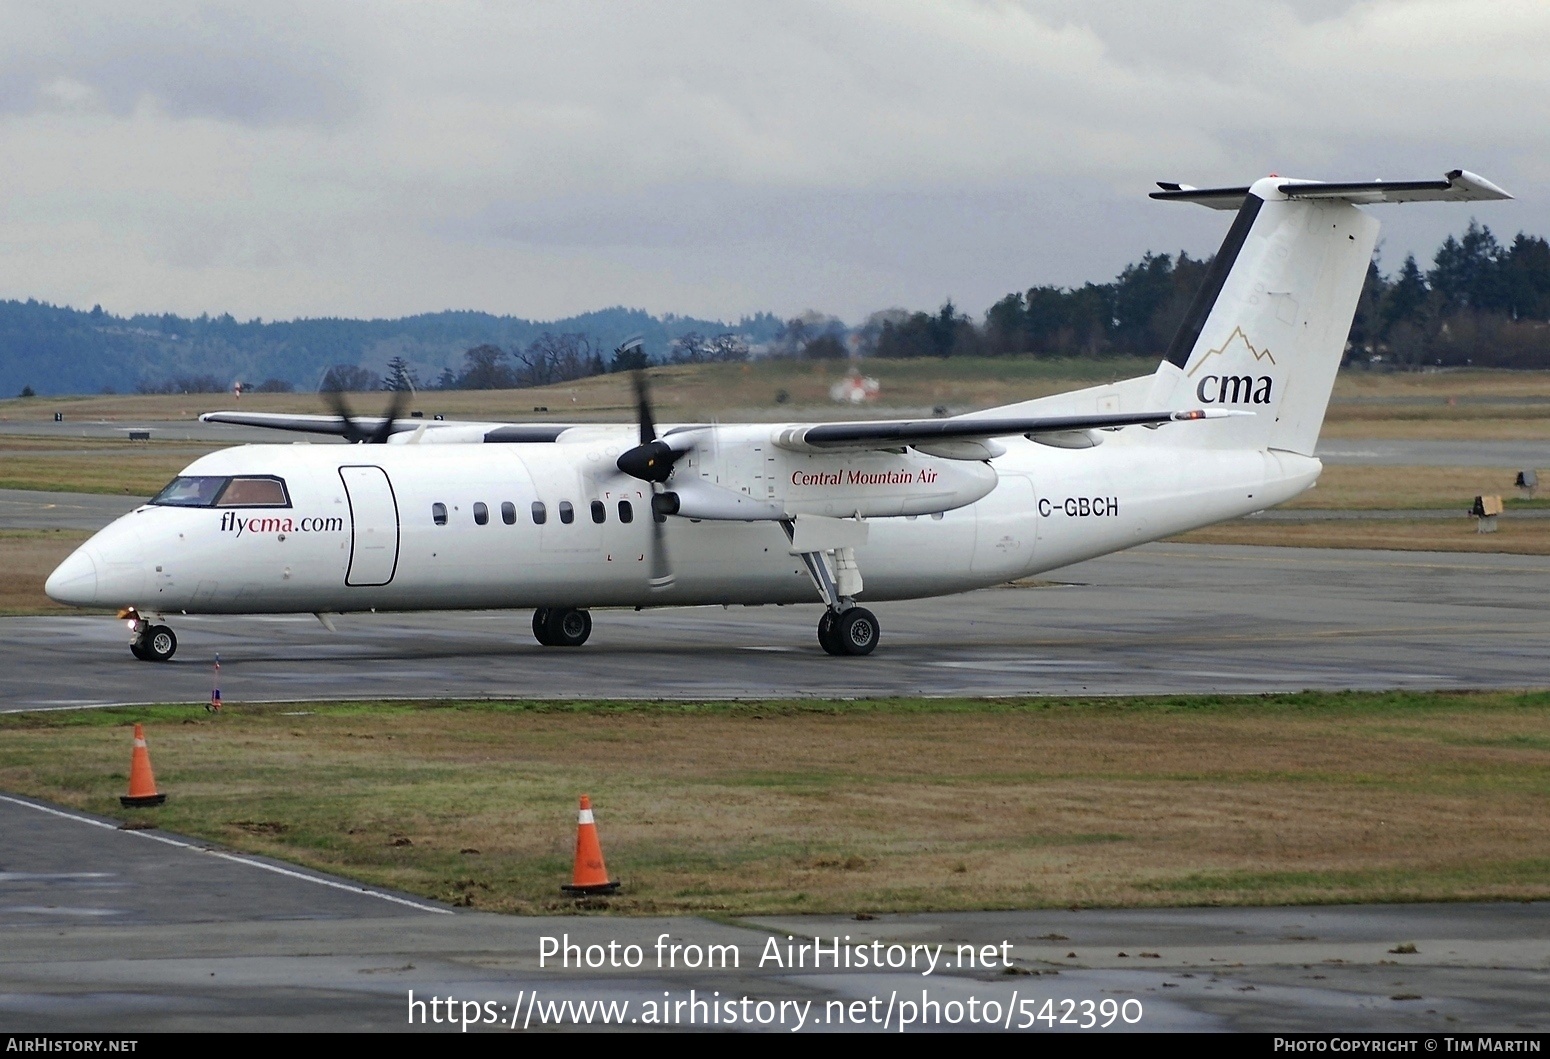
[
  {"left": 775, "top": 408, "right": 1246, "bottom": 452},
  {"left": 199, "top": 411, "right": 577, "bottom": 443},
  {"left": 200, "top": 411, "right": 425, "bottom": 436}
]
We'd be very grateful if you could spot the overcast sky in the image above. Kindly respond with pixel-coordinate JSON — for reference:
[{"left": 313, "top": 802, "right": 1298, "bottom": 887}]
[{"left": 0, "top": 0, "right": 1544, "bottom": 324}]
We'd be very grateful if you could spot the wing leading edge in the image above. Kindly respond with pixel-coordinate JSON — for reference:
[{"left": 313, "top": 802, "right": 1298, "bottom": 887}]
[{"left": 775, "top": 408, "right": 1246, "bottom": 452}]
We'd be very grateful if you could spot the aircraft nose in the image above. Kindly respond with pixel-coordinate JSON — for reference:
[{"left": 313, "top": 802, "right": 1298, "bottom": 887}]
[{"left": 45, "top": 546, "right": 98, "bottom": 606}]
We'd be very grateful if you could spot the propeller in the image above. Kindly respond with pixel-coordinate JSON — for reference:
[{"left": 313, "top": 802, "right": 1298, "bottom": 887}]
[
  {"left": 614, "top": 363, "right": 684, "bottom": 591},
  {"left": 323, "top": 387, "right": 410, "bottom": 444}
]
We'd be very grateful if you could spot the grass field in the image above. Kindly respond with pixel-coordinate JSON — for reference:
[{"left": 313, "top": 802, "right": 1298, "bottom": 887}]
[
  {"left": 0, "top": 530, "right": 92, "bottom": 614},
  {"left": 0, "top": 436, "right": 222, "bottom": 495},
  {"left": 1173, "top": 518, "right": 1550, "bottom": 553},
  {"left": 1, "top": 693, "right": 1545, "bottom": 915},
  {"left": 5, "top": 362, "right": 1550, "bottom": 438},
  {"left": 1283, "top": 465, "right": 1537, "bottom": 510}
]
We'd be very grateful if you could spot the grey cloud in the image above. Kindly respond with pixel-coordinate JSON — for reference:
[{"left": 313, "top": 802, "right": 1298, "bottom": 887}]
[
  {"left": 0, "top": 1, "right": 365, "bottom": 126},
  {"left": 0, "top": 1, "right": 1542, "bottom": 323}
]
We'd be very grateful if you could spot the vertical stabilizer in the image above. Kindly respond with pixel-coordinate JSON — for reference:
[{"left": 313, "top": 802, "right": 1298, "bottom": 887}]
[
  {"left": 1162, "top": 179, "right": 1377, "bottom": 455},
  {"left": 1152, "top": 170, "right": 1508, "bottom": 455}
]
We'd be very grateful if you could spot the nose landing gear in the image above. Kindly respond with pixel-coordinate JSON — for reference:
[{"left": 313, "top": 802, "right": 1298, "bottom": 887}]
[
  {"left": 125, "top": 612, "right": 177, "bottom": 662},
  {"left": 532, "top": 607, "right": 593, "bottom": 647}
]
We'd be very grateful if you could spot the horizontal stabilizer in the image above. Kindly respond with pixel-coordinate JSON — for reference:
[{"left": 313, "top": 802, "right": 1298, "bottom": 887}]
[{"left": 1152, "top": 169, "right": 1511, "bottom": 210}]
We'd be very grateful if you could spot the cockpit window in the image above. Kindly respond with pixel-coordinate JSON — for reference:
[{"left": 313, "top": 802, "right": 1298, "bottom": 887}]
[
  {"left": 150, "top": 475, "right": 291, "bottom": 508},
  {"left": 151, "top": 476, "right": 228, "bottom": 507},
  {"left": 216, "top": 477, "right": 290, "bottom": 507}
]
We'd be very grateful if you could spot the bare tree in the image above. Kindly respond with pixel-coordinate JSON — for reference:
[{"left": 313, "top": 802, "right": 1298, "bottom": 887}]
[
  {"left": 514, "top": 332, "right": 603, "bottom": 386},
  {"left": 709, "top": 333, "right": 750, "bottom": 362}
]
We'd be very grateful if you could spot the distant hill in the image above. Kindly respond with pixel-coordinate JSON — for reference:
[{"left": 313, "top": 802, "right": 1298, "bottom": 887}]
[{"left": 0, "top": 301, "right": 785, "bottom": 397}]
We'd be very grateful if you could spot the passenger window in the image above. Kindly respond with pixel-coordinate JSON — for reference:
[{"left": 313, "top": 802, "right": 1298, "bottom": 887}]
[
  {"left": 531, "top": 501, "right": 547, "bottom": 525},
  {"left": 618, "top": 500, "right": 634, "bottom": 524},
  {"left": 501, "top": 501, "right": 516, "bottom": 525},
  {"left": 590, "top": 500, "right": 605, "bottom": 524},
  {"left": 473, "top": 502, "right": 489, "bottom": 525},
  {"left": 432, "top": 502, "right": 448, "bottom": 526},
  {"left": 559, "top": 501, "right": 574, "bottom": 524}
]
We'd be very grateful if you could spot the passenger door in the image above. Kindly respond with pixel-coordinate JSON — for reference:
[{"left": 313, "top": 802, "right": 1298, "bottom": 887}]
[{"left": 339, "top": 465, "right": 400, "bottom": 586}]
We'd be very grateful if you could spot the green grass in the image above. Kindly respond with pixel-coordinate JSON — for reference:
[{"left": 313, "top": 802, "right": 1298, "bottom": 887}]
[{"left": 2, "top": 691, "right": 1547, "bottom": 915}]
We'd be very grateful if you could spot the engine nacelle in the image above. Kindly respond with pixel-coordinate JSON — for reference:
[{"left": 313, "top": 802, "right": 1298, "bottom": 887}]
[
  {"left": 778, "top": 449, "right": 998, "bottom": 517},
  {"left": 667, "top": 425, "right": 998, "bottom": 520}
]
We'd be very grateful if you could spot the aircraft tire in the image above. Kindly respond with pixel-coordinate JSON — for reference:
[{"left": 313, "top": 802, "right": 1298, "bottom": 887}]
[
  {"left": 532, "top": 608, "right": 554, "bottom": 646},
  {"left": 129, "top": 639, "right": 149, "bottom": 661},
  {"left": 143, "top": 625, "right": 177, "bottom": 662},
  {"left": 545, "top": 608, "right": 592, "bottom": 647},
  {"left": 817, "top": 611, "right": 845, "bottom": 656},
  {"left": 834, "top": 608, "right": 879, "bottom": 656}
]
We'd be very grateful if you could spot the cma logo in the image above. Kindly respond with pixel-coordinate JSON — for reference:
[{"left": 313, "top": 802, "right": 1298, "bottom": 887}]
[
  {"left": 1195, "top": 374, "right": 1274, "bottom": 405},
  {"left": 1187, "top": 327, "right": 1278, "bottom": 405}
]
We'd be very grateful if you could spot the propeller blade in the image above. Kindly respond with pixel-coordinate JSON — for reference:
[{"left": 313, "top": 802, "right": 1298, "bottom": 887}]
[
  {"left": 323, "top": 390, "right": 368, "bottom": 444},
  {"left": 631, "top": 367, "right": 656, "bottom": 446},
  {"left": 617, "top": 369, "right": 698, "bottom": 483},
  {"left": 648, "top": 484, "right": 675, "bottom": 591},
  {"left": 368, "top": 387, "right": 410, "bottom": 445}
]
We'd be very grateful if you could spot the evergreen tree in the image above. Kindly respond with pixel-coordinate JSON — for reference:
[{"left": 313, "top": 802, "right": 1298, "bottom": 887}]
[
  {"left": 1382, "top": 254, "right": 1428, "bottom": 337},
  {"left": 382, "top": 356, "right": 419, "bottom": 392}
]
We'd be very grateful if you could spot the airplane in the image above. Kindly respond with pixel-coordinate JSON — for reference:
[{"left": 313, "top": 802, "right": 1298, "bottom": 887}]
[{"left": 45, "top": 170, "right": 1510, "bottom": 661}]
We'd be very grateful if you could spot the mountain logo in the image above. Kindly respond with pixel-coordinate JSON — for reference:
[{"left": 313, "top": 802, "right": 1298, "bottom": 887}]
[{"left": 1187, "top": 327, "right": 1276, "bottom": 405}]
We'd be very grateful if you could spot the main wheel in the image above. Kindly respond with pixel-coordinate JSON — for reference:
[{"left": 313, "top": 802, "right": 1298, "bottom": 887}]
[
  {"left": 543, "top": 608, "right": 592, "bottom": 647},
  {"left": 532, "top": 608, "right": 554, "bottom": 646},
  {"left": 143, "top": 625, "right": 177, "bottom": 662},
  {"left": 834, "top": 608, "right": 879, "bottom": 656},
  {"left": 817, "top": 611, "right": 844, "bottom": 656}
]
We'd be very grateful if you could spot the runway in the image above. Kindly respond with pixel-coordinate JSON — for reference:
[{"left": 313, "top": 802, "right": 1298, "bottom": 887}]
[
  {"left": 0, "top": 488, "right": 144, "bottom": 531},
  {"left": 5, "top": 542, "right": 1550, "bottom": 710},
  {"left": 0, "top": 794, "right": 1542, "bottom": 1032}
]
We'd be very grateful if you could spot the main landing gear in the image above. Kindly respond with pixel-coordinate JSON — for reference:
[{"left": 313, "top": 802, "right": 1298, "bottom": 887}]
[
  {"left": 817, "top": 606, "right": 879, "bottom": 657},
  {"left": 782, "top": 521, "right": 881, "bottom": 657},
  {"left": 125, "top": 612, "right": 177, "bottom": 663},
  {"left": 532, "top": 607, "right": 592, "bottom": 647}
]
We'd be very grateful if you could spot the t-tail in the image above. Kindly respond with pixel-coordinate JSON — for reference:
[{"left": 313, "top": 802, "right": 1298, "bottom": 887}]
[{"left": 1149, "top": 169, "right": 1510, "bottom": 455}]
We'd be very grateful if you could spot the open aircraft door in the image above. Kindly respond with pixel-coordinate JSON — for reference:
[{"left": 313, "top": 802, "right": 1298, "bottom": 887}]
[{"left": 339, "top": 465, "right": 400, "bottom": 586}]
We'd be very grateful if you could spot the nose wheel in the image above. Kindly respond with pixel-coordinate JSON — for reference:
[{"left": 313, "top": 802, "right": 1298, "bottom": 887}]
[
  {"left": 817, "top": 607, "right": 879, "bottom": 656},
  {"left": 130, "top": 623, "right": 177, "bottom": 662},
  {"left": 532, "top": 607, "right": 592, "bottom": 647}
]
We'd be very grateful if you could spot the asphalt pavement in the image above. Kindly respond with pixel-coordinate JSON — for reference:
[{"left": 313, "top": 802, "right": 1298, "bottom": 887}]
[{"left": 1, "top": 794, "right": 1543, "bottom": 1032}]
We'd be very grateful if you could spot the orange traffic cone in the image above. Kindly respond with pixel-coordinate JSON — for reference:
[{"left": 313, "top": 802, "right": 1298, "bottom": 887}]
[
  {"left": 561, "top": 795, "right": 619, "bottom": 895},
  {"left": 120, "top": 724, "right": 166, "bottom": 807}
]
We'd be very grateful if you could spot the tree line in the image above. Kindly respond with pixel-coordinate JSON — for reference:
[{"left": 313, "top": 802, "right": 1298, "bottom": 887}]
[
  {"left": 307, "top": 329, "right": 756, "bottom": 393},
  {"left": 856, "top": 221, "right": 1550, "bottom": 368}
]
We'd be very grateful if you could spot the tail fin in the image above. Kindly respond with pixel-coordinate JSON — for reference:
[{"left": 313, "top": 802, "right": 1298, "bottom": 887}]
[{"left": 1152, "top": 170, "right": 1510, "bottom": 455}]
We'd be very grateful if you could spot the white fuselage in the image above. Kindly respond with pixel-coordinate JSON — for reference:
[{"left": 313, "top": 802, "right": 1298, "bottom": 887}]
[{"left": 46, "top": 425, "right": 1319, "bottom": 615}]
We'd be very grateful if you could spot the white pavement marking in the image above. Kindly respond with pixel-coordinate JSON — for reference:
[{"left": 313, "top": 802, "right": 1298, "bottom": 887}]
[{"left": 0, "top": 793, "right": 453, "bottom": 915}]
